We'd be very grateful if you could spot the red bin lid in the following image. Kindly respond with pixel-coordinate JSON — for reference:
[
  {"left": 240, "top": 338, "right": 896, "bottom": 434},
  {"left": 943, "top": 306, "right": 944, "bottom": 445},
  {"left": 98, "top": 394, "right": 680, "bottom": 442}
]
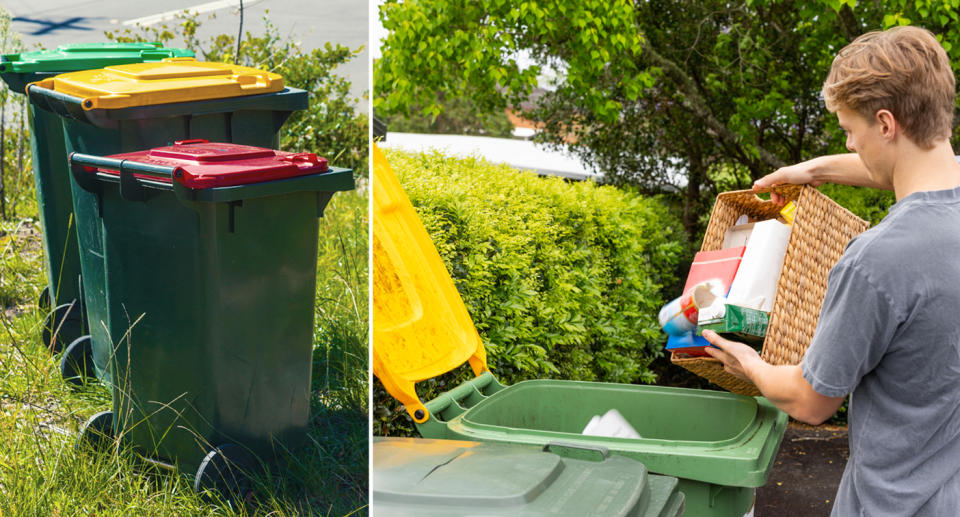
[{"left": 94, "top": 139, "right": 329, "bottom": 189}]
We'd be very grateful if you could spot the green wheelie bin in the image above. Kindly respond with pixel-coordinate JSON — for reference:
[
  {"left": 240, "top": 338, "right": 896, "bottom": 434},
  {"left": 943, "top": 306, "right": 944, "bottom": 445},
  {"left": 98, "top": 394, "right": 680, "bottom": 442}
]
[
  {"left": 24, "top": 58, "right": 306, "bottom": 387},
  {"left": 373, "top": 437, "right": 686, "bottom": 516},
  {"left": 68, "top": 140, "right": 353, "bottom": 494},
  {"left": 372, "top": 147, "right": 787, "bottom": 517},
  {"left": 0, "top": 43, "right": 193, "bottom": 352}
]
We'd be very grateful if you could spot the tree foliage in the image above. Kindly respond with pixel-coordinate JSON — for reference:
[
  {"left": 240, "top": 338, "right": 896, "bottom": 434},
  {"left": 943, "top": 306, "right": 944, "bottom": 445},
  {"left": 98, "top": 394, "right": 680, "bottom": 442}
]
[{"left": 376, "top": 0, "right": 960, "bottom": 236}]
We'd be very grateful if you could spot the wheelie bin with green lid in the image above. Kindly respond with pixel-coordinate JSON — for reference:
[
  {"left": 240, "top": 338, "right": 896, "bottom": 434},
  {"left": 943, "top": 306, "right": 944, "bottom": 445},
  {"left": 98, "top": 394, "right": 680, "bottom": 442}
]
[
  {"left": 25, "top": 57, "right": 306, "bottom": 386},
  {"left": 0, "top": 43, "right": 194, "bottom": 352},
  {"left": 68, "top": 139, "right": 353, "bottom": 493},
  {"left": 371, "top": 146, "right": 788, "bottom": 517},
  {"left": 373, "top": 437, "right": 686, "bottom": 516}
]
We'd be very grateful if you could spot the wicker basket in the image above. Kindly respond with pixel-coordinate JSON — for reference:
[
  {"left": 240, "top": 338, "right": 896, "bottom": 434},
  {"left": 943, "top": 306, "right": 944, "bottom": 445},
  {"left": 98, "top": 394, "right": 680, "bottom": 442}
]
[{"left": 670, "top": 185, "right": 870, "bottom": 395}]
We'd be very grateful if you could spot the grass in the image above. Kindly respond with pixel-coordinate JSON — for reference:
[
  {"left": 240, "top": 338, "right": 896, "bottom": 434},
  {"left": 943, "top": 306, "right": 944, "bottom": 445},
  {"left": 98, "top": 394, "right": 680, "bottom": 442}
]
[{"left": 0, "top": 172, "right": 369, "bottom": 515}]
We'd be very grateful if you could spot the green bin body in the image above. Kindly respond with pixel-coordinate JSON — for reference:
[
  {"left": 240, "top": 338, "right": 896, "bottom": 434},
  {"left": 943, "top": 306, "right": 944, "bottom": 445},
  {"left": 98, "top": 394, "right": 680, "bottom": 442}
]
[
  {"left": 68, "top": 142, "right": 353, "bottom": 471},
  {"left": 417, "top": 373, "right": 787, "bottom": 517},
  {"left": 0, "top": 44, "right": 193, "bottom": 345},
  {"left": 27, "top": 84, "right": 307, "bottom": 388},
  {"left": 374, "top": 437, "right": 685, "bottom": 516}
]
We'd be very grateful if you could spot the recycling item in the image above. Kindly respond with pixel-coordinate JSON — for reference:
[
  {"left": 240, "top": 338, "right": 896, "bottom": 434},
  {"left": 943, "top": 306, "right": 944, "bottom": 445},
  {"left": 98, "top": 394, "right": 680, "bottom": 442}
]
[
  {"left": 582, "top": 408, "right": 642, "bottom": 439},
  {"left": 725, "top": 219, "right": 792, "bottom": 312},
  {"left": 698, "top": 304, "right": 769, "bottom": 350},
  {"left": 372, "top": 146, "right": 787, "bottom": 517},
  {"left": 0, "top": 42, "right": 194, "bottom": 352},
  {"left": 68, "top": 140, "right": 353, "bottom": 489}
]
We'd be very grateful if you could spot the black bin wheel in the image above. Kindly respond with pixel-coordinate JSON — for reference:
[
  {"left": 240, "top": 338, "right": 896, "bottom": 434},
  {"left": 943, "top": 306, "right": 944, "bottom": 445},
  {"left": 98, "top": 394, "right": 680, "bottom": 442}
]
[
  {"left": 60, "top": 335, "right": 94, "bottom": 386},
  {"left": 41, "top": 302, "right": 83, "bottom": 354},
  {"left": 195, "top": 444, "right": 256, "bottom": 503},
  {"left": 38, "top": 286, "right": 51, "bottom": 311},
  {"left": 77, "top": 410, "right": 114, "bottom": 453}
]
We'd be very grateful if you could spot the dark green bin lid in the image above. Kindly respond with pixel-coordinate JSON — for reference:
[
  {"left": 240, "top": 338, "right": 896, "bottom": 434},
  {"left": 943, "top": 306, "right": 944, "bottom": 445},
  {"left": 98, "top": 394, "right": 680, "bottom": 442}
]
[{"left": 0, "top": 42, "right": 194, "bottom": 93}]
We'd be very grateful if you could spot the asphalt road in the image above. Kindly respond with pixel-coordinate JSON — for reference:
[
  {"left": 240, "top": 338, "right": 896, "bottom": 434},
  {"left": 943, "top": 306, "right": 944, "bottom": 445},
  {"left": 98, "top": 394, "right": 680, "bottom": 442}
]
[{"left": 2, "top": 0, "right": 370, "bottom": 104}]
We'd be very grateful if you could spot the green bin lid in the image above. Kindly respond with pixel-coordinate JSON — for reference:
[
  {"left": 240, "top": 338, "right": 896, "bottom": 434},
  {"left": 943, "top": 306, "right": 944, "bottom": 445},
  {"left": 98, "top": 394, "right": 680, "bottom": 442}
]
[
  {"left": 373, "top": 438, "right": 685, "bottom": 517},
  {"left": 0, "top": 42, "right": 194, "bottom": 93}
]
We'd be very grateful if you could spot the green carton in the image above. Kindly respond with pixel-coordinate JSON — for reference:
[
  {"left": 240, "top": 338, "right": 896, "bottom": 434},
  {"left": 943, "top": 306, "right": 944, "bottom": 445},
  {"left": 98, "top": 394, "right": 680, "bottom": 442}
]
[{"left": 699, "top": 303, "right": 769, "bottom": 349}]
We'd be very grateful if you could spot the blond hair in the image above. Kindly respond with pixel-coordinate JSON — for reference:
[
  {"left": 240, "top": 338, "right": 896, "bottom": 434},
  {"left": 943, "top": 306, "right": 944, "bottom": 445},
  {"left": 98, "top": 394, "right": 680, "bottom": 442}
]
[{"left": 822, "top": 26, "right": 955, "bottom": 148}]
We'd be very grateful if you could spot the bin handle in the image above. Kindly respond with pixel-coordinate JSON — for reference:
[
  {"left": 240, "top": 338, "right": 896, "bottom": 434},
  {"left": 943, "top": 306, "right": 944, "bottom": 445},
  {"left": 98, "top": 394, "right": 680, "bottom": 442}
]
[
  {"left": 174, "top": 139, "right": 209, "bottom": 146},
  {"left": 542, "top": 441, "right": 611, "bottom": 461},
  {"left": 26, "top": 82, "right": 96, "bottom": 109},
  {"left": 69, "top": 153, "right": 183, "bottom": 201}
]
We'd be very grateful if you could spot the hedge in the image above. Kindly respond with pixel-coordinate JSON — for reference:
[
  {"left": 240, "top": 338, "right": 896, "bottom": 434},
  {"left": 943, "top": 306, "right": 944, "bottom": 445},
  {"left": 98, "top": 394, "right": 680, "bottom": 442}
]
[{"left": 374, "top": 149, "right": 689, "bottom": 435}]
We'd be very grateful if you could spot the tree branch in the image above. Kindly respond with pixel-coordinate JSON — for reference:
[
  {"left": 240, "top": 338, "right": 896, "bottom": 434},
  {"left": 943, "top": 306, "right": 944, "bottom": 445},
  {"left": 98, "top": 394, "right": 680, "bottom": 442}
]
[{"left": 641, "top": 42, "right": 786, "bottom": 171}]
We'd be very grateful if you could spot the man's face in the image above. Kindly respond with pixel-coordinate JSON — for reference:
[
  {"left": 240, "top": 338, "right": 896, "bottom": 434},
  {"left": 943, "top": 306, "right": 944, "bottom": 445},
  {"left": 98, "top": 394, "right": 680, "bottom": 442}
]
[{"left": 836, "top": 106, "right": 887, "bottom": 180}]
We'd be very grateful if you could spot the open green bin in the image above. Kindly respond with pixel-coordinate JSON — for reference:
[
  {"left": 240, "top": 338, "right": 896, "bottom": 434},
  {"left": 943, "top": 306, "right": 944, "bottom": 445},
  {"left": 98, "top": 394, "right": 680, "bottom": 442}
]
[
  {"left": 418, "top": 374, "right": 785, "bottom": 517},
  {"left": 0, "top": 43, "right": 194, "bottom": 351},
  {"left": 372, "top": 149, "right": 787, "bottom": 517},
  {"left": 374, "top": 437, "right": 685, "bottom": 516},
  {"left": 67, "top": 140, "right": 353, "bottom": 481},
  {"left": 25, "top": 58, "right": 306, "bottom": 386}
]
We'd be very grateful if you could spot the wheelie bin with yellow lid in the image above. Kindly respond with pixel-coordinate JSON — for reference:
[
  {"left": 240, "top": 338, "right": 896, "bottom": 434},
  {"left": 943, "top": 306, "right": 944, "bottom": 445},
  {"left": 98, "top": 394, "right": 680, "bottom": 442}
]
[
  {"left": 68, "top": 139, "right": 353, "bottom": 495},
  {"left": 0, "top": 43, "right": 193, "bottom": 352},
  {"left": 25, "top": 57, "right": 306, "bottom": 387},
  {"left": 371, "top": 145, "right": 788, "bottom": 517}
]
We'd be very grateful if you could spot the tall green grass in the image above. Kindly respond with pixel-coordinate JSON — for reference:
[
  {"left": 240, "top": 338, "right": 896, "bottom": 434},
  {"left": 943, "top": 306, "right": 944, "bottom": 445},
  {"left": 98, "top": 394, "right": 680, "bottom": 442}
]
[{"left": 0, "top": 186, "right": 368, "bottom": 515}]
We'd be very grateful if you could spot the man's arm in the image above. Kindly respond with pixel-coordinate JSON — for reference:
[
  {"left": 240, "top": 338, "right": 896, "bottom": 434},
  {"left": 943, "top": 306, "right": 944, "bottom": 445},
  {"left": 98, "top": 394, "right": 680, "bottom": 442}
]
[
  {"left": 755, "top": 153, "right": 893, "bottom": 204},
  {"left": 702, "top": 330, "right": 846, "bottom": 425}
]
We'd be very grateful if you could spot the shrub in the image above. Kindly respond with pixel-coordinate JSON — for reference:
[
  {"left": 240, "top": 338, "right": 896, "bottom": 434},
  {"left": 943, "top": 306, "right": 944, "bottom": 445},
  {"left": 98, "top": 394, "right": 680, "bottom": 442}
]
[
  {"left": 819, "top": 183, "right": 895, "bottom": 227},
  {"left": 375, "top": 149, "right": 689, "bottom": 435}
]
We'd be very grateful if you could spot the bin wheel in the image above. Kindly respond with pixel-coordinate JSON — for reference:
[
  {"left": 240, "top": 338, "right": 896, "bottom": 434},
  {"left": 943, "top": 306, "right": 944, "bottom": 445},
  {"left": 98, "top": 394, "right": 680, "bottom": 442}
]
[
  {"left": 194, "top": 443, "right": 256, "bottom": 503},
  {"left": 77, "top": 410, "right": 114, "bottom": 453},
  {"left": 60, "top": 335, "right": 94, "bottom": 386},
  {"left": 41, "top": 303, "right": 83, "bottom": 354},
  {"left": 38, "top": 286, "right": 51, "bottom": 311}
]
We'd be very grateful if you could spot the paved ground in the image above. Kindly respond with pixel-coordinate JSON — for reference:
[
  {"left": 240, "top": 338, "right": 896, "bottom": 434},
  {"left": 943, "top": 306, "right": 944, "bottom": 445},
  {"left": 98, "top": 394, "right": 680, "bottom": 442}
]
[
  {"left": 2, "top": 0, "right": 369, "bottom": 102},
  {"left": 756, "top": 422, "right": 849, "bottom": 516}
]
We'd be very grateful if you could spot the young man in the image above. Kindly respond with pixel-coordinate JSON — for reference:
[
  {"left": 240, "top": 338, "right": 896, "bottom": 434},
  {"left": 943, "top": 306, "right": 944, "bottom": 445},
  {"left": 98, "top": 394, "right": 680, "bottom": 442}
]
[{"left": 703, "top": 26, "right": 960, "bottom": 515}]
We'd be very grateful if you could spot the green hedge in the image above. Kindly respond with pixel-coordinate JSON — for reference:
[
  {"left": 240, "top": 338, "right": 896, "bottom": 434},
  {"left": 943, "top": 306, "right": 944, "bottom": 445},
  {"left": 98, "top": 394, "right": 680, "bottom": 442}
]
[
  {"left": 375, "top": 150, "right": 689, "bottom": 434},
  {"left": 819, "top": 183, "right": 895, "bottom": 227}
]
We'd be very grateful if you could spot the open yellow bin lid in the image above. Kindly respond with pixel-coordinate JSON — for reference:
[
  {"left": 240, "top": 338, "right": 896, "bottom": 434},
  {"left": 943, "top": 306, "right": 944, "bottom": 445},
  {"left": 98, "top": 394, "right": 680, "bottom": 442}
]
[
  {"left": 372, "top": 145, "right": 488, "bottom": 423},
  {"left": 29, "top": 57, "right": 284, "bottom": 110}
]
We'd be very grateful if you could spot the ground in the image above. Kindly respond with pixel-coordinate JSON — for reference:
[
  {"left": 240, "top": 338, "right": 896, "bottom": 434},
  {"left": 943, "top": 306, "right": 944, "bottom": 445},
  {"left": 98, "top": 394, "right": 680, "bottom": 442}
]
[{"left": 756, "top": 422, "right": 849, "bottom": 516}]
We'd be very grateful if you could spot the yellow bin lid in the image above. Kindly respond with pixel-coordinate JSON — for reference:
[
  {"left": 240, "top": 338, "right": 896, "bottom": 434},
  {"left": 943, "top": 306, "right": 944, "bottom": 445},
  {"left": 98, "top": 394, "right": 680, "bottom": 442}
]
[
  {"left": 372, "top": 145, "right": 488, "bottom": 423},
  {"left": 29, "top": 57, "right": 284, "bottom": 110}
]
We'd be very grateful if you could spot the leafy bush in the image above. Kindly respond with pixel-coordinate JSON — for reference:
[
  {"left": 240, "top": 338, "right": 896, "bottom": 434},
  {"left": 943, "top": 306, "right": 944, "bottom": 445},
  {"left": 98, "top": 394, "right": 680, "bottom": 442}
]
[
  {"left": 819, "top": 184, "right": 895, "bottom": 227},
  {"left": 375, "top": 150, "right": 690, "bottom": 435}
]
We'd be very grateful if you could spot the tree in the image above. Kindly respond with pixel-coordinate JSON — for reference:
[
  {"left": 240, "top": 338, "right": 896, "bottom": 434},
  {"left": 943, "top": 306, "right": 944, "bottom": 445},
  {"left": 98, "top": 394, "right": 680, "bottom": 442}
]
[{"left": 375, "top": 0, "right": 960, "bottom": 236}]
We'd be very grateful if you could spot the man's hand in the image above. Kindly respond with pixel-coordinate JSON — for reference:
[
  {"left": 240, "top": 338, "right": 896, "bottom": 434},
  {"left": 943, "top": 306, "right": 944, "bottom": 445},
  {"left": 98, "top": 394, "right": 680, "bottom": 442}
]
[
  {"left": 703, "top": 330, "right": 846, "bottom": 425},
  {"left": 702, "top": 330, "right": 763, "bottom": 381},
  {"left": 753, "top": 159, "right": 825, "bottom": 205}
]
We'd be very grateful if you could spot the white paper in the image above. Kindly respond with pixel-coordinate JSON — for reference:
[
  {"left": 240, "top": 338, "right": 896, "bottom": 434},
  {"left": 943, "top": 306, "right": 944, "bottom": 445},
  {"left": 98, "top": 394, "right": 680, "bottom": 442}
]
[
  {"left": 582, "top": 409, "right": 642, "bottom": 439},
  {"left": 726, "top": 219, "right": 792, "bottom": 312}
]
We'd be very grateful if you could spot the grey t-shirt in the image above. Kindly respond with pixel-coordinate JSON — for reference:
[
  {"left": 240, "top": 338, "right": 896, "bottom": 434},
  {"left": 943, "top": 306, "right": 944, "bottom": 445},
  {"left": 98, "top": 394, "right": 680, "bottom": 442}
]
[{"left": 803, "top": 185, "right": 960, "bottom": 516}]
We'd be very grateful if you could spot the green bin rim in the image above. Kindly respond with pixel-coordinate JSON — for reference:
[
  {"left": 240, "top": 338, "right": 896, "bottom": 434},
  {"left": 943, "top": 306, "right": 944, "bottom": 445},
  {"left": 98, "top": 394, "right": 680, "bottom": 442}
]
[{"left": 0, "top": 43, "right": 194, "bottom": 73}]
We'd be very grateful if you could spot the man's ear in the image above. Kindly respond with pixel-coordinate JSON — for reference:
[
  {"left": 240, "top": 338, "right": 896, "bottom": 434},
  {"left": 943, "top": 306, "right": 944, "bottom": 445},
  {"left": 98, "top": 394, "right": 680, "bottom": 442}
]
[{"left": 875, "top": 109, "right": 898, "bottom": 140}]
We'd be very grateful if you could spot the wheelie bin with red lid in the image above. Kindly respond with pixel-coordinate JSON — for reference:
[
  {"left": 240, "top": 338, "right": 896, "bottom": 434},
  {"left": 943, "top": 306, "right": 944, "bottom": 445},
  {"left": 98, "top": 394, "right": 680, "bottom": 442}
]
[{"left": 68, "top": 139, "right": 353, "bottom": 495}]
